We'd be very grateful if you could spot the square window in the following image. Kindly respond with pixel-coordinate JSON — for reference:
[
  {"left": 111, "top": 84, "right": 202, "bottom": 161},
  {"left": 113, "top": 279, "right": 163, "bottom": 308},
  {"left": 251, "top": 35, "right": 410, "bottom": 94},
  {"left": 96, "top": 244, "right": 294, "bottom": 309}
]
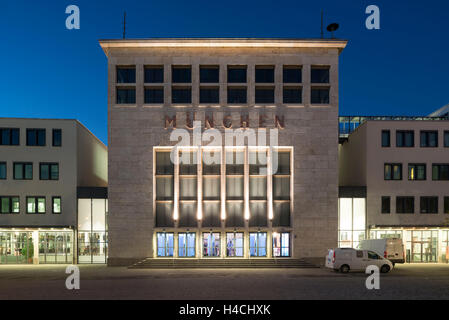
[
  {"left": 408, "top": 164, "right": 426, "bottom": 181},
  {"left": 311, "top": 88, "right": 330, "bottom": 104},
  {"left": 255, "top": 66, "right": 274, "bottom": 83},
  {"left": 432, "top": 164, "right": 449, "bottom": 180},
  {"left": 0, "top": 128, "right": 20, "bottom": 146},
  {"left": 144, "top": 66, "right": 163, "bottom": 83},
  {"left": 172, "top": 87, "right": 191, "bottom": 104},
  {"left": 445, "top": 131, "right": 449, "bottom": 147},
  {"left": 396, "top": 197, "right": 414, "bottom": 214},
  {"left": 283, "top": 66, "right": 301, "bottom": 83},
  {"left": 13, "top": 162, "right": 33, "bottom": 180},
  {"left": 420, "top": 131, "right": 438, "bottom": 147},
  {"left": 1, "top": 197, "right": 10, "bottom": 214},
  {"left": 200, "top": 87, "right": 219, "bottom": 104},
  {"left": 227, "top": 66, "right": 247, "bottom": 83},
  {"left": 396, "top": 131, "right": 414, "bottom": 147},
  {"left": 116, "top": 66, "right": 136, "bottom": 83},
  {"left": 420, "top": 197, "right": 438, "bottom": 214},
  {"left": 255, "top": 87, "right": 274, "bottom": 104},
  {"left": 445, "top": 197, "right": 449, "bottom": 214},
  {"left": 384, "top": 163, "right": 402, "bottom": 180},
  {"left": 52, "top": 129, "right": 62, "bottom": 147},
  {"left": 172, "top": 66, "right": 191, "bottom": 83},
  {"left": 311, "top": 67, "right": 330, "bottom": 83},
  {"left": 26, "top": 129, "right": 46, "bottom": 146},
  {"left": 144, "top": 88, "right": 164, "bottom": 104},
  {"left": 283, "top": 87, "right": 302, "bottom": 104},
  {"left": 116, "top": 88, "right": 136, "bottom": 104},
  {"left": 227, "top": 87, "right": 247, "bottom": 104},
  {"left": 200, "top": 66, "right": 219, "bottom": 83}
]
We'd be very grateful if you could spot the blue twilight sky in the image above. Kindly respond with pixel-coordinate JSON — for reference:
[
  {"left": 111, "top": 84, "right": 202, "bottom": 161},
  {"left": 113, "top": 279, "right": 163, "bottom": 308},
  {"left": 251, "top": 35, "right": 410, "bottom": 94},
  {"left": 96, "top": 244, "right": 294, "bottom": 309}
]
[{"left": 1, "top": 0, "right": 449, "bottom": 144}]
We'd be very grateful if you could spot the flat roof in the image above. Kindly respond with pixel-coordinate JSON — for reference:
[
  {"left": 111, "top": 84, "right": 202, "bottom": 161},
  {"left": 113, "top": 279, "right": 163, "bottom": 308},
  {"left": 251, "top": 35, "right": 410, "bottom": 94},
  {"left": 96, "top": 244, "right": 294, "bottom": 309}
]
[{"left": 99, "top": 38, "right": 348, "bottom": 55}]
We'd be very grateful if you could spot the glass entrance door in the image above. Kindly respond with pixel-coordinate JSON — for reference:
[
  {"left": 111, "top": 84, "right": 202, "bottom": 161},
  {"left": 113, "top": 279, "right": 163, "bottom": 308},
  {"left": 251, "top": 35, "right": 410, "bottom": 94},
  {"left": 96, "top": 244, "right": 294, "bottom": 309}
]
[
  {"left": 411, "top": 231, "right": 438, "bottom": 263},
  {"left": 0, "top": 232, "right": 33, "bottom": 264},
  {"left": 203, "top": 233, "right": 221, "bottom": 257},
  {"left": 249, "top": 232, "right": 267, "bottom": 257}
]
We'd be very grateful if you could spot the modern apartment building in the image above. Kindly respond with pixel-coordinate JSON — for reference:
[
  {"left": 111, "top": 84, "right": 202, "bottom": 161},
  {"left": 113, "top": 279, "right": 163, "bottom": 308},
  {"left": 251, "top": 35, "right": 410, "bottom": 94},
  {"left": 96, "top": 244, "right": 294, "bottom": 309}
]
[
  {"left": 339, "top": 116, "right": 449, "bottom": 263},
  {"left": 100, "top": 38, "right": 347, "bottom": 265},
  {"left": 0, "top": 118, "right": 108, "bottom": 264}
]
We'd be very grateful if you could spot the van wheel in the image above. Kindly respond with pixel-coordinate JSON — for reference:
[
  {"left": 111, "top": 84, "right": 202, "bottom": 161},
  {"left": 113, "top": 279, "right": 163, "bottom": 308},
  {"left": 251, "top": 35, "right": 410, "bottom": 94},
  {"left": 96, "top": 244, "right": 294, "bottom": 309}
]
[
  {"left": 381, "top": 265, "right": 390, "bottom": 273},
  {"left": 340, "top": 265, "right": 350, "bottom": 273}
]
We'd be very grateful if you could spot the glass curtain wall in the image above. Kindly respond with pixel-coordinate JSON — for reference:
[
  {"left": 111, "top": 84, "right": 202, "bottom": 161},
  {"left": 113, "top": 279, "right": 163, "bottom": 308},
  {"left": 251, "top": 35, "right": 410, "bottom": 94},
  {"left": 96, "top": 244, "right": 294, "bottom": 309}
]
[
  {"left": 225, "top": 150, "right": 245, "bottom": 227},
  {"left": 179, "top": 150, "right": 198, "bottom": 227},
  {"left": 202, "top": 149, "right": 221, "bottom": 227},
  {"left": 78, "top": 198, "right": 108, "bottom": 263},
  {"left": 38, "top": 231, "right": 73, "bottom": 264},
  {"left": 155, "top": 151, "right": 174, "bottom": 227},
  {"left": 338, "top": 198, "right": 366, "bottom": 248}
]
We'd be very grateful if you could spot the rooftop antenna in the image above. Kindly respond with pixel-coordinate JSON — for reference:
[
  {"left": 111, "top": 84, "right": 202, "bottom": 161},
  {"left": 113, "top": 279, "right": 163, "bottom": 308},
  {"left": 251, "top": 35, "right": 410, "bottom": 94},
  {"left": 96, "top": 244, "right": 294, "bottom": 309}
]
[
  {"left": 326, "top": 23, "right": 339, "bottom": 39},
  {"left": 321, "top": 10, "right": 324, "bottom": 39},
  {"left": 123, "top": 11, "right": 126, "bottom": 39}
]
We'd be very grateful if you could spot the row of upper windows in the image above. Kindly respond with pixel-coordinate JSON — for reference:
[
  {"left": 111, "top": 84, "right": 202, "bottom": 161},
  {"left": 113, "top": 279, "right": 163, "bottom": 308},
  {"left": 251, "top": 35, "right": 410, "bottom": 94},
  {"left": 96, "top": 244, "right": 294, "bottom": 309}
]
[
  {"left": 0, "top": 128, "right": 62, "bottom": 147},
  {"left": 0, "top": 162, "right": 59, "bottom": 180},
  {"left": 0, "top": 196, "right": 61, "bottom": 214},
  {"left": 384, "top": 163, "right": 449, "bottom": 181},
  {"left": 116, "top": 65, "right": 330, "bottom": 84},
  {"left": 381, "top": 130, "right": 449, "bottom": 148},
  {"left": 381, "top": 196, "right": 449, "bottom": 214},
  {"left": 116, "top": 87, "right": 330, "bottom": 105}
]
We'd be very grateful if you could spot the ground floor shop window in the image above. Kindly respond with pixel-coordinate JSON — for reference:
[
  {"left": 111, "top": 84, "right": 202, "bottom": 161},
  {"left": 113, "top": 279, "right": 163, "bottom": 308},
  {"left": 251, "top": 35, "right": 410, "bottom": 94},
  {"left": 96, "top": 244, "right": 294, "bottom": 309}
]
[
  {"left": 179, "top": 233, "right": 196, "bottom": 257},
  {"left": 273, "top": 232, "right": 290, "bottom": 257},
  {"left": 338, "top": 197, "right": 366, "bottom": 248},
  {"left": 0, "top": 232, "right": 34, "bottom": 264},
  {"left": 203, "top": 232, "right": 220, "bottom": 257},
  {"left": 407, "top": 230, "right": 438, "bottom": 263},
  {"left": 226, "top": 232, "right": 244, "bottom": 257},
  {"left": 39, "top": 232, "right": 73, "bottom": 264},
  {"left": 156, "top": 232, "right": 174, "bottom": 257},
  {"left": 249, "top": 232, "right": 267, "bottom": 257}
]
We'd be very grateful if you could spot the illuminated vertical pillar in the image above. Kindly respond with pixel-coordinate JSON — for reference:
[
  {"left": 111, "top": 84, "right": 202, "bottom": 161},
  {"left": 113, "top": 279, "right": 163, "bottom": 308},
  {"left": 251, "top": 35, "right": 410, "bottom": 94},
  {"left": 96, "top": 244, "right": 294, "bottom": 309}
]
[
  {"left": 197, "top": 147, "right": 202, "bottom": 221},
  {"left": 267, "top": 148, "right": 274, "bottom": 220},
  {"left": 221, "top": 147, "right": 226, "bottom": 220},
  {"left": 173, "top": 148, "right": 179, "bottom": 221},
  {"left": 244, "top": 146, "right": 250, "bottom": 221}
]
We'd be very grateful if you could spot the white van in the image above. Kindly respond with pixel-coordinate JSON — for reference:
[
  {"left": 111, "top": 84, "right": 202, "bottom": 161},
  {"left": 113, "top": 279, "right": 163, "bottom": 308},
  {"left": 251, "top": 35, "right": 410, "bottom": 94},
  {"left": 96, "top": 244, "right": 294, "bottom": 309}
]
[
  {"left": 325, "top": 248, "right": 393, "bottom": 273},
  {"left": 359, "top": 239, "right": 405, "bottom": 265}
]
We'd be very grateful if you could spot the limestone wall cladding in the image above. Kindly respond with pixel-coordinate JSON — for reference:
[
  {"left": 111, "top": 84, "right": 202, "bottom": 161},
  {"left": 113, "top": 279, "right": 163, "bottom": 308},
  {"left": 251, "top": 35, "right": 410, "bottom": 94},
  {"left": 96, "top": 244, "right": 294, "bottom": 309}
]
[{"left": 107, "top": 46, "right": 340, "bottom": 261}]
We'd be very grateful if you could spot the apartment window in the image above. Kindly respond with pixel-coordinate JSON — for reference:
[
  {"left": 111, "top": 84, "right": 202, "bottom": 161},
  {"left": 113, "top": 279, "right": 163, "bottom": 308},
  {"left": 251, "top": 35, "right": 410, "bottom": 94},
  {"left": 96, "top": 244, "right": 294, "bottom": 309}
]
[
  {"left": 384, "top": 163, "right": 402, "bottom": 180},
  {"left": 172, "top": 87, "right": 191, "bottom": 104},
  {"left": 381, "top": 196, "right": 390, "bottom": 214},
  {"left": 408, "top": 164, "right": 426, "bottom": 181},
  {"left": 172, "top": 66, "right": 191, "bottom": 83},
  {"left": 420, "top": 196, "right": 438, "bottom": 214},
  {"left": 381, "top": 130, "right": 390, "bottom": 147},
  {"left": 227, "top": 87, "right": 247, "bottom": 104},
  {"left": 144, "top": 88, "right": 164, "bottom": 104},
  {"left": 200, "top": 66, "right": 219, "bottom": 83},
  {"left": 52, "top": 129, "right": 62, "bottom": 147},
  {"left": 255, "top": 87, "right": 274, "bottom": 104},
  {"left": 445, "top": 197, "right": 449, "bottom": 214},
  {"left": 0, "top": 162, "right": 6, "bottom": 179},
  {"left": 116, "top": 88, "right": 136, "bottom": 104},
  {"left": 445, "top": 131, "right": 449, "bottom": 147},
  {"left": 227, "top": 66, "right": 247, "bottom": 83},
  {"left": 27, "top": 197, "right": 46, "bottom": 214},
  {"left": 52, "top": 197, "right": 61, "bottom": 214},
  {"left": 13, "top": 162, "right": 33, "bottom": 180},
  {"left": 420, "top": 131, "right": 438, "bottom": 147},
  {"left": 396, "top": 197, "right": 414, "bottom": 214},
  {"left": 283, "top": 87, "right": 302, "bottom": 104},
  {"left": 396, "top": 130, "right": 414, "bottom": 147},
  {"left": 432, "top": 164, "right": 449, "bottom": 180},
  {"left": 311, "top": 66, "right": 330, "bottom": 83},
  {"left": 283, "top": 66, "right": 301, "bottom": 83},
  {"left": 0, "top": 128, "right": 20, "bottom": 146},
  {"left": 255, "top": 66, "right": 274, "bottom": 83},
  {"left": 26, "top": 129, "right": 46, "bottom": 146},
  {"left": 116, "top": 66, "right": 136, "bottom": 83},
  {"left": 0, "top": 196, "right": 19, "bottom": 214},
  {"left": 311, "top": 87, "right": 330, "bottom": 104},
  {"left": 144, "top": 66, "right": 163, "bottom": 83},
  {"left": 200, "top": 87, "right": 219, "bottom": 104},
  {"left": 40, "top": 163, "right": 59, "bottom": 180}
]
